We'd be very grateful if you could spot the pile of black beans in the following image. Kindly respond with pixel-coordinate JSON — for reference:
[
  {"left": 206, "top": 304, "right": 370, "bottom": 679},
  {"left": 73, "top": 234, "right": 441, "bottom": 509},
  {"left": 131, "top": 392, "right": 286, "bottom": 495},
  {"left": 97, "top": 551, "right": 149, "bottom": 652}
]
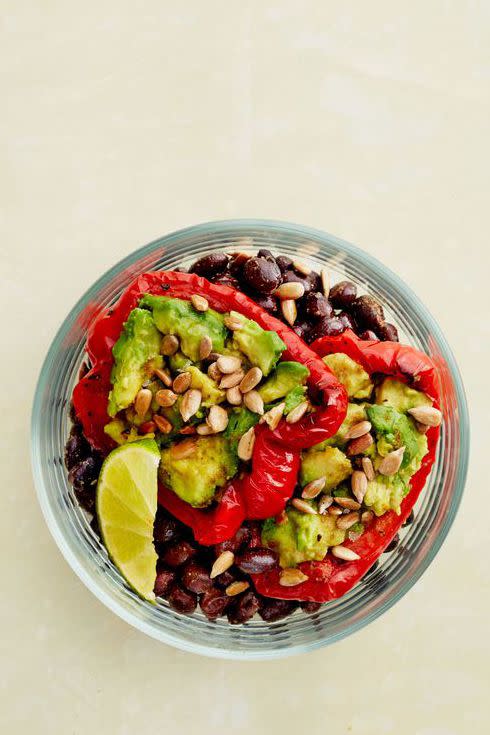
[{"left": 188, "top": 250, "right": 399, "bottom": 343}]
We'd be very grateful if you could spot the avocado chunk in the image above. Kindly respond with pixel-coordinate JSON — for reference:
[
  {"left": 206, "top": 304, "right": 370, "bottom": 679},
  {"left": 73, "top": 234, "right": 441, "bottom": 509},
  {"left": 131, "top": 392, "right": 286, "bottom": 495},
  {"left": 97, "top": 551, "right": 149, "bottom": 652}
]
[
  {"left": 229, "top": 310, "right": 286, "bottom": 376},
  {"left": 187, "top": 366, "right": 225, "bottom": 406},
  {"left": 258, "top": 361, "right": 309, "bottom": 403},
  {"left": 262, "top": 506, "right": 346, "bottom": 568},
  {"left": 159, "top": 435, "right": 237, "bottom": 508},
  {"left": 104, "top": 418, "right": 141, "bottom": 444},
  {"left": 376, "top": 378, "right": 432, "bottom": 413},
  {"left": 168, "top": 352, "right": 192, "bottom": 373},
  {"left": 366, "top": 404, "right": 427, "bottom": 473},
  {"left": 140, "top": 295, "right": 227, "bottom": 362},
  {"left": 322, "top": 402, "right": 367, "bottom": 448},
  {"left": 108, "top": 308, "right": 162, "bottom": 417},
  {"left": 364, "top": 474, "right": 408, "bottom": 516},
  {"left": 300, "top": 446, "right": 352, "bottom": 491},
  {"left": 225, "top": 407, "right": 260, "bottom": 454},
  {"left": 283, "top": 385, "right": 307, "bottom": 414},
  {"left": 323, "top": 352, "right": 373, "bottom": 399}
]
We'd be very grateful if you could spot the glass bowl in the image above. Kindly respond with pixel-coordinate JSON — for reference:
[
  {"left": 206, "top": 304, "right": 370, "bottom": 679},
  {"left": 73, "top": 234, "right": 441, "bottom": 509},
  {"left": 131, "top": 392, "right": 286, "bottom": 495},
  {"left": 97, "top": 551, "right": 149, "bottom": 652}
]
[{"left": 31, "top": 220, "right": 469, "bottom": 660}]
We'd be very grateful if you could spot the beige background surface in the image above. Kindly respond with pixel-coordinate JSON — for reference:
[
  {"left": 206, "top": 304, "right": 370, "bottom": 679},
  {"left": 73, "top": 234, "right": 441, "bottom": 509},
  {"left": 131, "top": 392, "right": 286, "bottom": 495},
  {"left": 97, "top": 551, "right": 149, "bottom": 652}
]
[{"left": 1, "top": 2, "right": 488, "bottom": 734}]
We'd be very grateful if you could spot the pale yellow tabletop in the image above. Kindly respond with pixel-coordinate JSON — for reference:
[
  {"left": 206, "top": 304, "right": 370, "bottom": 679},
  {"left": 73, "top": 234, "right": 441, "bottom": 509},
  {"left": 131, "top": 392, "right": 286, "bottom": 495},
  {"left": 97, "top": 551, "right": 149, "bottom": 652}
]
[{"left": 2, "top": 2, "right": 487, "bottom": 734}]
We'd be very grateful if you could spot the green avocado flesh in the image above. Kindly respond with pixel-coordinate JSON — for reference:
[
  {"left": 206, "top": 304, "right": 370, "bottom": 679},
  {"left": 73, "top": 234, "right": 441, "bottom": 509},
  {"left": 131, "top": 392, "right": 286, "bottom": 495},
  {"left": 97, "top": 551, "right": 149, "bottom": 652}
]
[
  {"left": 258, "top": 361, "right": 309, "bottom": 403},
  {"left": 159, "top": 435, "right": 238, "bottom": 507},
  {"left": 230, "top": 311, "right": 286, "bottom": 376},
  {"left": 108, "top": 308, "right": 162, "bottom": 417},
  {"left": 262, "top": 506, "right": 346, "bottom": 568},
  {"left": 323, "top": 352, "right": 373, "bottom": 399},
  {"left": 300, "top": 446, "right": 352, "bottom": 491}
]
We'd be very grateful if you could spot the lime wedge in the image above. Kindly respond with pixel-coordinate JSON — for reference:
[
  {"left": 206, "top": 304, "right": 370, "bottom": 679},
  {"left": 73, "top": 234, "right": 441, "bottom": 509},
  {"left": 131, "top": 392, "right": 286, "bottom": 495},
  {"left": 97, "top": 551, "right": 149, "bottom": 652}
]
[{"left": 96, "top": 439, "right": 160, "bottom": 601}]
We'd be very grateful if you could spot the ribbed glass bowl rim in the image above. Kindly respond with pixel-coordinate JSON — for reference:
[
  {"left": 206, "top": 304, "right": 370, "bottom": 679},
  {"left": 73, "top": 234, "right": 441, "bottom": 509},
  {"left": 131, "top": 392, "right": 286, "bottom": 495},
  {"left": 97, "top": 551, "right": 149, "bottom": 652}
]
[{"left": 31, "top": 219, "right": 469, "bottom": 659}]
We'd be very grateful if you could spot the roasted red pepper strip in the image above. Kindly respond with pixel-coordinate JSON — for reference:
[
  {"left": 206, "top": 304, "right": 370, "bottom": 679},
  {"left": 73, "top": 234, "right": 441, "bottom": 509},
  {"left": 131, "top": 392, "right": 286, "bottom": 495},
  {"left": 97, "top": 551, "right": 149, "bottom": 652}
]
[
  {"left": 253, "top": 330, "right": 441, "bottom": 602},
  {"left": 74, "top": 271, "right": 347, "bottom": 453},
  {"left": 72, "top": 271, "right": 347, "bottom": 539}
]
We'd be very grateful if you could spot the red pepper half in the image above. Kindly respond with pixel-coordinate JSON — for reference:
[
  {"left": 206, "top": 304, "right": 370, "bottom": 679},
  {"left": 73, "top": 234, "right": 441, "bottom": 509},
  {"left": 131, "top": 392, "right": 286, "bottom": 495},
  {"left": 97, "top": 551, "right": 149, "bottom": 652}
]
[
  {"left": 253, "top": 330, "right": 441, "bottom": 602},
  {"left": 72, "top": 271, "right": 347, "bottom": 539}
]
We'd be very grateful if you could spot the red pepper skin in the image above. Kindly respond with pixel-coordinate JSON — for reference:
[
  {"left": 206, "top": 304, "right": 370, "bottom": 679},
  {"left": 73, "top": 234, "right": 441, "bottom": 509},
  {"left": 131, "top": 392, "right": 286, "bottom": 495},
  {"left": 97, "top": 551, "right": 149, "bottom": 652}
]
[
  {"left": 73, "top": 271, "right": 347, "bottom": 453},
  {"left": 253, "top": 330, "right": 441, "bottom": 602}
]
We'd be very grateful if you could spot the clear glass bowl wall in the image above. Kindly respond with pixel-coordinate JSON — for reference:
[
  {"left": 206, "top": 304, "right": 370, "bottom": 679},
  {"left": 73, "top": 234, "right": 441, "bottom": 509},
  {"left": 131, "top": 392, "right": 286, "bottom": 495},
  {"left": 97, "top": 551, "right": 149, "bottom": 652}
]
[{"left": 31, "top": 220, "right": 468, "bottom": 659}]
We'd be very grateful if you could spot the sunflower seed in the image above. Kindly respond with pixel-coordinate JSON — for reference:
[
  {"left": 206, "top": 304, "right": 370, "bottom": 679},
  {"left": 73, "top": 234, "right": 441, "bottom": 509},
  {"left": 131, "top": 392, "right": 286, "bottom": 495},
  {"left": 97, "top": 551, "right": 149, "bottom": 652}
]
[
  {"left": 378, "top": 446, "right": 405, "bottom": 476},
  {"left": 220, "top": 370, "right": 245, "bottom": 389},
  {"left": 139, "top": 420, "right": 156, "bottom": 434},
  {"left": 237, "top": 427, "right": 255, "bottom": 461},
  {"left": 153, "top": 414, "right": 173, "bottom": 434},
  {"left": 318, "top": 494, "right": 334, "bottom": 514},
  {"left": 261, "top": 402, "right": 285, "bottom": 430},
  {"left": 279, "top": 568, "right": 309, "bottom": 586},
  {"left": 346, "top": 432, "right": 374, "bottom": 456},
  {"left": 328, "top": 506, "right": 343, "bottom": 516},
  {"left": 207, "top": 362, "right": 221, "bottom": 382},
  {"left": 225, "top": 581, "right": 250, "bottom": 597},
  {"left": 217, "top": 355, "right": 242, "bottom": 374},
  {"left": 243, "top": 390, "right": 264, "bottom": 415},
  {"left": 224, "top": 315, "right": 244, "bottom": 331},
  {"left": 286, "top": 401, "right": 309, "bottom": 424},
  {"left": 274, "top": 282, "right": 305, "bottom": 300},
  {"left": 134, "top": 388, "right": 152, "bottom": 417},
  {"left": 160, "top": 334, "right": 179, "bottom": 356},
  {"left": 180, "top": 425, "right": 197, "bottom": 435},
  {"left": 415, "top": 421, "right": 429, "bottom": 434},
  {"left": 226, "top": 386, "right": 243, "bottom": 405},
  {"left": 210, "top": 550, "right": 234, "bottom": 578},
  {"left": 196, "top": 423, "right": 213, "bottom": 435},
  {"left": 173, "top": 371, "right": 192, "bottom": 394},
  {"left": 336, "top": 511, "right": 361, "bottom": 530},
  {"left": 180, "top": 389, "right": 202, "bottom": 422},
  {"left": 171, "top": 438, "right": 197, "bottom": 459},
  {"left": 301, "top": 476, "right": 326, "bottom": 499},
  {"left": 331, "top": 545, "right": 360, "bottom": 561},
  {"left": 281, "top": 298, "right": 297, "bottom": 326},
  {"left": 207, "top": 405, "right": 229, "bottom": 433},
  {"left": 190, "top": 294, "right": 209, "bottom": 312},
  {"left": 351, "top": 470, "right": 368, "bottom": 503},
  {"left": 321, "top": 268, "right": 330, "bottom": 298},
  {"left": 407, "top": 406, "right": 442, "bottom": 427},
  {"left": 154, "top": 367, "right": 172, "bottom": 387},
  {"left": 361, "top": 456, "right": 376, "bottom": 481},
  {"left": 345, "top": 420, "right": 372, "bottom": 441},
  {"left": 155, "top": 389, "right": 177, "bottom": 408},
  {"left": 199, "top": 336, "right": 213, "bottom": 360},
  {"left": 239, "top": 366, "right": 263, "bottom": 393},
  {"left": 361, "top": 510, "right": 374, "bottom": 524},
  {"left": 291, "top": 498, "right": 317, "bottom": 515},
  {"left": 293, "top": 260, "right": 311, "bottom": 276},
  {"left": 336, "top": 496, "right": 361, "bottom": 511}
]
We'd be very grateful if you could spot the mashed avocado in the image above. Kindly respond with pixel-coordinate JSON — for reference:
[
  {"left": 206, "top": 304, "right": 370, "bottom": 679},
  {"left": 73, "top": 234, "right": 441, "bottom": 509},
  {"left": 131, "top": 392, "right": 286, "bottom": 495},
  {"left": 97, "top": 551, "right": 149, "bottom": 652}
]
[
  {"left": 160, "top": 435, "right": 237, "bottom": 507},
  {"left": 300, "top": 446, "right": 352, "bottom": 491},
  {"left": 262, "top": 506, "right": 346, "bottom": 568},
  {"left": 323, "top": 352, "right": 373, "bottom": 399},
  {"left": 108, "top": 308, "right": 162, "bottom": 417}
]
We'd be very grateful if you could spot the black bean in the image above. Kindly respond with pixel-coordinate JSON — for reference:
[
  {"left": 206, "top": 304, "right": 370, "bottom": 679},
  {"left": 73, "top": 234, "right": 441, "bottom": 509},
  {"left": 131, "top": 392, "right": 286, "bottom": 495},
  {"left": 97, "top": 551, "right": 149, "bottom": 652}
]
[
  {"left": 304, "top": 292, "right": 333, "bottom": 321},
  {"left": 257, "top": 248, "right": 275, "bottom": 261},
  {"left": 292, "top": 322, "right": 310, "bottom": 340},
  {"left": 275, "top": 255, "right": 293, "bottom": 272},
  {"left": 281, "top": 270, "right": 315, "bottom": 295},
  {"left": 259, "top": 598, "right": 298, "bottom": 622},
  {"left": 307, "top": 316, "right": 345, "bottom": 342},
  {"left": 245, "top": 522, "right": 262, "bottom": 548},
  {"left": 248, "top": 292, "right": 278, "bottom": 314},
  {"left": 154, "top": 568, "right": 176, "bottom": 597},
  {"left": 305, "top": 270, "right": 322, "bottom": 293},
  {"left": 352, "top": 295, "right": 385, "bottom": 331},
  {"left": 403, "top": 510, "right": 415, "bottom": 527},
  {"left": 214, "top": 570, "right": 238, "bottom": 590},
  {"left": 358, "top": 329, "right": 379, "bottom": 341},
  {"left": 212, "top": 274, "right": 241, "bottom": 290},
  {"left": 383, "top": 533, "right": 400, "bottom": 553},
  {"left": 301, "top": 601, "right": 322, "bottom": 614},
  {"left": 167, "top": 584, "right": 198, "bottom": 614},
  {"left": 338, "top": 311, "right": 357, "bottom": 331},
  {"left": 329, "top": 281, "right": 357, "bottom": 309},
  {"left": 228, "top": 252, "right": 250, "bottom": 277},
  {"left": 181, "top": 560, "right": 213, "bottom": 594},
  {"left": 243, "top": 257, "right": 282, "bottom": 294},
  {"left": 200, "top": 587, "right": 230, "bottom": 620},
  {"left": 68, "top": 456, "right": 101, "bottom": 490},
  {"left": 227, "top": 590, "right": 260, "bottom": 624},
  {"left": 64, "top": 431, "right": 91, "bottom": 471},
  {"left": 190, "top": 253, "right": 229, "bottom": 278},
  {"left": 74, "top": 486, "right": 96, "bottom": 514},
  {"left": 235, "top": 548, "right": 279, "bottom": 574},
  {"left": 160, "top": 540, "right": 197, "bottom": 568},
  {"left": 378, "top": 322, "right": 399, "bottom": 342},
  {"left": 153, "top": 512, "right": 181, "bottom": 545},
  {"left": 214, "top": 526, "right": 251, "bottom": 557}
]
